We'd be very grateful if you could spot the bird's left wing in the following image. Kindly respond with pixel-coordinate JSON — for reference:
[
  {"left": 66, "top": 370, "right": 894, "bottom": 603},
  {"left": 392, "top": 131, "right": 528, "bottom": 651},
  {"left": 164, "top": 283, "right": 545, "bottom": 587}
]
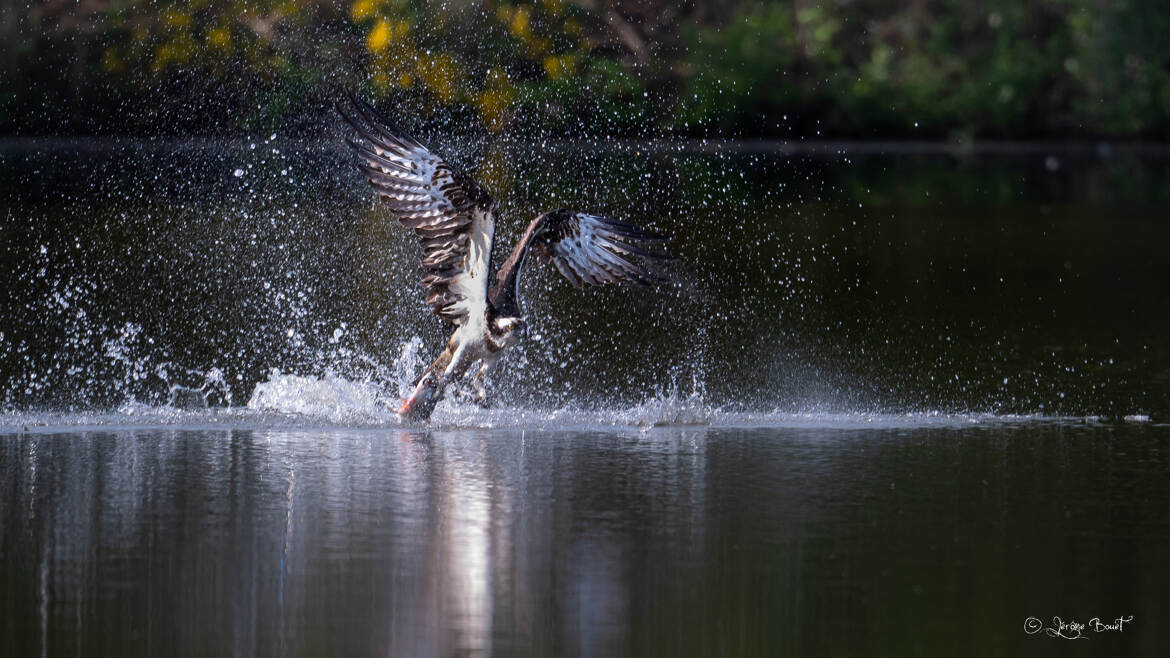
[{"left": 493, "top": 210, "right": 671, "bottom": 306}]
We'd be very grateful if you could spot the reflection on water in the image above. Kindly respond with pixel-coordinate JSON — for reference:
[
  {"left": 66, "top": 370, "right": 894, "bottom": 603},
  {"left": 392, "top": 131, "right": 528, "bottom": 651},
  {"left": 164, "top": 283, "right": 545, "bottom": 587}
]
[{"left": 2, "top": 423, "right": 1166, "bottom": 656}]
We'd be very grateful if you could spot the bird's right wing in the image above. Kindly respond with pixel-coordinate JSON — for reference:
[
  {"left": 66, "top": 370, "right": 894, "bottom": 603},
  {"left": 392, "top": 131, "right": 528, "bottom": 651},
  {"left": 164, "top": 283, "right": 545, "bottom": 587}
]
[{"left": 339, "top": 94, "right": 495, "bottom": 327}]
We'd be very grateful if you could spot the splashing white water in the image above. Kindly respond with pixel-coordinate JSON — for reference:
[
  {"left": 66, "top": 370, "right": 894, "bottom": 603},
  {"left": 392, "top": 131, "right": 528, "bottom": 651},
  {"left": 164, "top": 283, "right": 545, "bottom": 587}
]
[
  {"left": 248, "top": 369, "right": 397, "bottom": 424},
  {"left": 244, "top": 366, "right": 715, "bottom": 428},
  {"left": 245, "top": 336, "right": 427, "bottom": 424}
]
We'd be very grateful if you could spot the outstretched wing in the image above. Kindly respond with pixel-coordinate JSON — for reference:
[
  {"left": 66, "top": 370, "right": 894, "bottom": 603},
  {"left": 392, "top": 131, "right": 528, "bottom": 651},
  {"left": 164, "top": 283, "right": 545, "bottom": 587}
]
[
  {"left": 492, "top": 209, "right": 671, "bottom": 311},
  {"left": 339, "top": 94, "right": 495, "bottom": 327}
]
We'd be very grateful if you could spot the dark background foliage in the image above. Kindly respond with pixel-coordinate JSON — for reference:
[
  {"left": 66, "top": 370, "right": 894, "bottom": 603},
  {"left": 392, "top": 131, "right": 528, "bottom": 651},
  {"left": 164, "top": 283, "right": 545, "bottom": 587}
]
[{"left": 3, "top": 0, "right": 1168, "bottom": 138}]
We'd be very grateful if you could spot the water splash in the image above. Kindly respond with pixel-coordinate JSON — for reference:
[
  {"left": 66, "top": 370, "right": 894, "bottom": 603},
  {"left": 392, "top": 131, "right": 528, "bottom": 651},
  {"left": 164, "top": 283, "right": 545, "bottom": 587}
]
[{"left": 248, "top": 370, "right": 396, "bottom": 424}]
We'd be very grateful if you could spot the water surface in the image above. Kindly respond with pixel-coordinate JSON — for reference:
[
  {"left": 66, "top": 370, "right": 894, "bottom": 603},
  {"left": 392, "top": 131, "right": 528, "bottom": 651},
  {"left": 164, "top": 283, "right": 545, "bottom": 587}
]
[
  {"left": 2, "top": 139, "right": 1169, "bottom": 655},
  {"left": 2, "top": 420, "right": 1166, "bottom": 657}
]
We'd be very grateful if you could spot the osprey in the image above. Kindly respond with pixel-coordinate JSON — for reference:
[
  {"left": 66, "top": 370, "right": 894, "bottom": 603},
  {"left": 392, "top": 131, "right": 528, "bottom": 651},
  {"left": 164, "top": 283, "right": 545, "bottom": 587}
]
[{"left": 340, "top": 96, "right": 672, "bottom": 422}]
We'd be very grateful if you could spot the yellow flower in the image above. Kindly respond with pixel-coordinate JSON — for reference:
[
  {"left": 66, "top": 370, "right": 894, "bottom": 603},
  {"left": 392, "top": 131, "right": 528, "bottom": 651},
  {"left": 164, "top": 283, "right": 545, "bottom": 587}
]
[
  {"left": 415, "top": 53, "right": 460, "bottom": 104},
  {"left": 208, "top": 28, "right": 231, "bottom": 50},
  {"left": 509, "top": 7, "right": 530, "bottom": 38},
  {"left": 543, "top": 54, "right": 575, "bottom": 80},
  {"left": 366, "top": 19, "right": 392, "bottom": 53},
  {"left": 350, "top": 0, "right": 376, "bottom": 22},
  {"left": 476, "top": 85, "right": 512, "bottom": 132},
  {"left": 397, "top": 72, "right": 414, "bottom": 88}
]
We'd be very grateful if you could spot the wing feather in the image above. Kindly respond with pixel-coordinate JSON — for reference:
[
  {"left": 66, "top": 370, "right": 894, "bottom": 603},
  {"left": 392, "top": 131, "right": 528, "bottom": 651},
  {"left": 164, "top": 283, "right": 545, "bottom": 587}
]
[
  {"left": 340, "top": 94, "right": 494, "bottom": 327},
  {"left": 491, "top": 209, "right": 672, "bottom": 313},
  {"left": 532, "top": 211, "right": 672, "bottom": 289}
]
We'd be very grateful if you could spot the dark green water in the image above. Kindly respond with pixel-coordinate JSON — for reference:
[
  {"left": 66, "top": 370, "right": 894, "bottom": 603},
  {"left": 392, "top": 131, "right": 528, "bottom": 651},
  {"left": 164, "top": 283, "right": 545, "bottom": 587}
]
[
  {"left": 2, "top": 139, "right": 1169, "bottom": 655},
  {"left": 1, "top": 422, "right": 1167, "bottom": 657}
]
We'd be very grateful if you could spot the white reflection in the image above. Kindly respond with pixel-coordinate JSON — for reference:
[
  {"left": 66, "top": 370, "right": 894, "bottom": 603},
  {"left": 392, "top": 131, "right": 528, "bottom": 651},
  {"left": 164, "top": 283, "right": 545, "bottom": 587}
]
[
  {"left": 2, "top": 426, "right": 717, "bottom": 657},
  {"left": 440, "top": 440, "right": 493, "bottom": 655}
]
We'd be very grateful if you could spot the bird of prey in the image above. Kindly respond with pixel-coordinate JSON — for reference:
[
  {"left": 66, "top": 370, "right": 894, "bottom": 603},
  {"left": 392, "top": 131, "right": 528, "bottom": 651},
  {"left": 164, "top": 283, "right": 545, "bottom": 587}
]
[{"left": 339, "top": 95, "right": 672, "bottom": 422}]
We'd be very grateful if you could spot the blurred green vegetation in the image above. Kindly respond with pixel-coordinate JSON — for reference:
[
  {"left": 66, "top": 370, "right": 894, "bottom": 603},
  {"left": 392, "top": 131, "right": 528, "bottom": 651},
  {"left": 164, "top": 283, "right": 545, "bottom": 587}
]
[{"left": 2, "top": 0, "right": 1168, "bottom": 138}]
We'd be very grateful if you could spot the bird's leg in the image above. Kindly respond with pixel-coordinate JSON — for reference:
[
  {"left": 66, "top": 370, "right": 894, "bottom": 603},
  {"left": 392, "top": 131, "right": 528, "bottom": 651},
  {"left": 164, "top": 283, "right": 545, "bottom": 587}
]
[
  {"left": 431, "top": 341, "right": 474, "bottom": 404},
  {"left": 472, "top": 363, "right": 489, "bottom": 408},
  {"left": 447, "top": 360, "right": 483, "bottom": 405},
  {"left": 472, "top": 355, "right": 504, "bottom": 408}
]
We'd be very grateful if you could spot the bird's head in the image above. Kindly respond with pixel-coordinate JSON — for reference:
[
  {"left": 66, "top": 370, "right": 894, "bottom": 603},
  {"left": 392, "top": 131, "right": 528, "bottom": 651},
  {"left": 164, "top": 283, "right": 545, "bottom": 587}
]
[{"left": 491, "top": 316, "right": 526, "bottom": 341}]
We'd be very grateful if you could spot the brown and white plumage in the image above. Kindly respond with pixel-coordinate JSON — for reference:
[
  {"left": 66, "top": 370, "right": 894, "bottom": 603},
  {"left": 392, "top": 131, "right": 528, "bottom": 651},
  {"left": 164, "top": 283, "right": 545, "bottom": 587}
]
[
  {"left": 340, "top": 95, "right": 672, "bottom": 421},
  {"left": 342, "top": 95, "right": 494, "bottom": 327}
]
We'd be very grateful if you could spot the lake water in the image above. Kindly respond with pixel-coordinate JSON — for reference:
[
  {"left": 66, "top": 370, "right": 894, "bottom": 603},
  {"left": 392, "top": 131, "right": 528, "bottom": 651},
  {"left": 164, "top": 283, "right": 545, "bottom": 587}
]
[
  {"left": 1, "top": 138, "right": 1168, "bottom": 655},
  {"left": 2, "top": 420, "right": 1167, "bottom": 657}
]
